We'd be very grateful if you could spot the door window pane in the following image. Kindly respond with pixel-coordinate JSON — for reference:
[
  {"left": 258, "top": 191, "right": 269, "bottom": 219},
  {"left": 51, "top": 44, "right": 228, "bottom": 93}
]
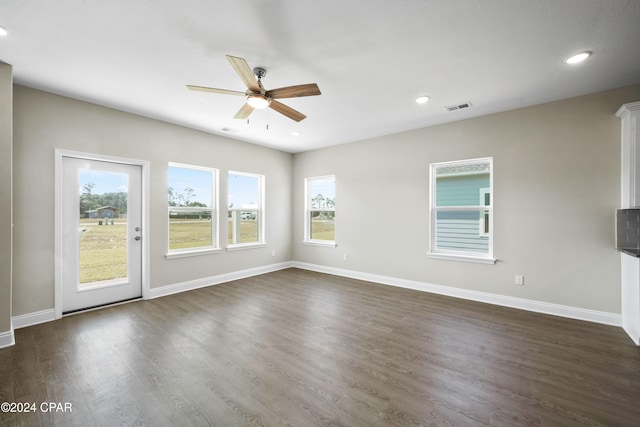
[{"left": 78, "top": 169, "right": 128, "bottom": 287}]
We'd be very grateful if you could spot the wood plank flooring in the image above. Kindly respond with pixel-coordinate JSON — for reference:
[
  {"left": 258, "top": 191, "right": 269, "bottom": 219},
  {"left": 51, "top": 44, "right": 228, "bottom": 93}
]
[{"left": 1, "top": 268, "right": 639, "bottom": 426}]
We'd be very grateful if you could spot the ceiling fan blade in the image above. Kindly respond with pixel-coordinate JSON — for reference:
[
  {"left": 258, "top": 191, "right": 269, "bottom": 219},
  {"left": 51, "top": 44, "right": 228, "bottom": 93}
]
[
  {"left": 269, "top": 100, "right": 306, "bottom": 122},
  {"left": 234, "top": 103, "right": 255, "bottom": 120},
  {"left": 266, "top": 83, "right": 321, "bottom": 99},
  {"left": 226, "top": 55, "right": 260, "bottom": 92},
  {"left": 186, "top": 85, "right": 245, "bottom": 96}
]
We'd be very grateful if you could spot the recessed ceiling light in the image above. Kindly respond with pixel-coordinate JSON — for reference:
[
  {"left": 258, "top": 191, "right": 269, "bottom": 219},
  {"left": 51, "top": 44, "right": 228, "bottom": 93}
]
[
  {"left": 291, "top": 131, "right": 301, "bottom": 137},
  {"left": 564, "top": 51, "right": 592, "bottom": 64},
  {"left": 416, "top": 96, "right": 430, "bottom": 104},
  {"left": 0, "top": 26, "right": 8, "bottom": 37}
]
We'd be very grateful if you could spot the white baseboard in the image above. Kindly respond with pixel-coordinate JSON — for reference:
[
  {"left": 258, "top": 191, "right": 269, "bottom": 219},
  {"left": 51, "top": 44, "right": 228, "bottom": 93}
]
[
  {"left": 6, "top": 263, "right": 293, "bottom": 334},
  {"left": 292, "top": 262, "right": 623, "bottom": 327},
  {"left": 0, "top": 328, "right": 15, "bottom": 349},
  {"left": 12, "top": 309, "right": 56, "bottom": 330},
  {"left": 8, "top": 260, "right": 621, "bottom": 344},
  {"left": 148, "top": 261, "right": 294, "bottom": 299}
]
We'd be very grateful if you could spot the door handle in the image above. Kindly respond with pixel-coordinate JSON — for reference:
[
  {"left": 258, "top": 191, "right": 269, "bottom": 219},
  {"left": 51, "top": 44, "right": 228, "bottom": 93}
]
[{"left": 134, "top": 236, "right": 141, "bottom": 241}]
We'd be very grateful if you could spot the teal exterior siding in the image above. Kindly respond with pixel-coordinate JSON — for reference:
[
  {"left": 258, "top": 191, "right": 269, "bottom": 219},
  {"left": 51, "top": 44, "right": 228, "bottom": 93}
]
[
  {"left": 435, "top": 173, "right": 490, "bottom": 253},
  {"left": 436, "top": 174, "right": 489, "bottom": 206}
]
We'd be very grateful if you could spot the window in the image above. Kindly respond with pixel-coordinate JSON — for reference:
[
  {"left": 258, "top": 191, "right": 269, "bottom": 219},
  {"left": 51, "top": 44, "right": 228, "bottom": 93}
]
[
  {"left": 429, "top": 158, "right": 494, "bottom": 264},
  {"left": 228, "top": 171, "right": 265, "bottom": 248},
  {"left": 167, "top": 163, "right": 219, "bottom": 257},
  {"left": 304, "top": 175, "right": 336, "bottom": 246}
]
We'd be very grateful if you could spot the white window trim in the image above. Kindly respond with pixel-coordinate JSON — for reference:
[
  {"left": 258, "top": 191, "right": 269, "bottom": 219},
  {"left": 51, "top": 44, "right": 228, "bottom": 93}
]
[
  {"left": 226, "top": 242, "right": 268, "bottom": 252},
  {"left": 479, "top": 187, "right": 490, "bottom": 236},
  {"left": 303, "top": 175, "right": 336, "bottom": 246},
  {"left": 166, "top": 247, "right": 222, "bottom": 259},
  {"left": 166, "top": 163, "right": 219, "bottom": 258},
  {"left": 428, "top": 252, "right": 496, "bottom": 264},
  {"left": 303, "top": 240, "right": 338, "bottom": 248},
  {"left": 227, "top": 171, "right": 266, "bottom": 249},
  {"left": 428, "top": 157, "right": 495, "bottom": 264}
]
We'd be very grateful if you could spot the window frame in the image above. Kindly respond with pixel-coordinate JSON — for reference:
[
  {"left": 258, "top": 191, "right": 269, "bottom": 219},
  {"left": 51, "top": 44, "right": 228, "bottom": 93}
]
[
  {"left": 303, "top": 175, "right": 336, "bottom": 247},
  {"left": 227, "top": 170, "right": 266, "bottom": 250},
  {"left": 166, "top": 162, "right": 220, "bottom": 259},
  {"left": 428, "top": 157, "right": 495, "bottom": 264},
  {"left": 479, "top": 187, "right": 490, "bottom": 236}
]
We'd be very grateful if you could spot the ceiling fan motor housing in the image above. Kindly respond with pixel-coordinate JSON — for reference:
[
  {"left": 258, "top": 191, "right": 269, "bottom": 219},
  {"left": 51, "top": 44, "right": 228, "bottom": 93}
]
[{"left": 253, "top": 67, "right": 267, "bottom": 80}]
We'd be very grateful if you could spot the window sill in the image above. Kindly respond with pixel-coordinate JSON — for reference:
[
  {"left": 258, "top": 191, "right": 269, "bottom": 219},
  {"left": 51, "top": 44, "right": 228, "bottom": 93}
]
[
  {"left": 427, "top": 252, "right": 496, "bottom": 264},
  {"left": 166, "top": 248, "right": 221, "bottom": 259},
  {"left": 226, "top": 242, "right": 267, "bottom": 252},
  {"left": 303, "top": 240, "right": 337, "bottom": 248}
]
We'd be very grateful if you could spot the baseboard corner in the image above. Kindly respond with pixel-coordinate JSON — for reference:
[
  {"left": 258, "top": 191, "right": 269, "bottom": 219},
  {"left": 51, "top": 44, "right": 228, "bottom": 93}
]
[{"left": 0, "top": 328, "right": 15, "bottom": 349}]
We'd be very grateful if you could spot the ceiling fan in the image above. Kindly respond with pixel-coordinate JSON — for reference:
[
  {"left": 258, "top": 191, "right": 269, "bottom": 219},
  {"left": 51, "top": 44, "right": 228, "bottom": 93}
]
[{"left": 187, "top": 55, "right": 321, "bottom": 122}]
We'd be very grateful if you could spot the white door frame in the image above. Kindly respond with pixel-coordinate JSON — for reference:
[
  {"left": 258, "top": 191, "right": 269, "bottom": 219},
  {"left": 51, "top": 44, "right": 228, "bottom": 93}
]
[{"left": 54, "top": 149, "right": 150, "bottom": 319}]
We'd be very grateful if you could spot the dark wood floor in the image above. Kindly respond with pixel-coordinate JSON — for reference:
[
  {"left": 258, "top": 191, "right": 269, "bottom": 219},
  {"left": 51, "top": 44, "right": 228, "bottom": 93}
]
[{"left": 1, "top": 268, "right": 639, "bottom": 426}]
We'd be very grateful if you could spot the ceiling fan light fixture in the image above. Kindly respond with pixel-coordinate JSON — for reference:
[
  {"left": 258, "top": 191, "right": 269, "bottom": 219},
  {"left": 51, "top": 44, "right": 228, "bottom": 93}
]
[
  {"left": 246, "top": 94, "right": 271, "bottom": 109},
  {"left": 564, "top": 51, "right": 591, "bottom": 64},
  {"left": 416, "top": 95, "right": 430, "bottom": 104},
  {"left": 188, "top": 55, "right": 319, "bottom": 121}
]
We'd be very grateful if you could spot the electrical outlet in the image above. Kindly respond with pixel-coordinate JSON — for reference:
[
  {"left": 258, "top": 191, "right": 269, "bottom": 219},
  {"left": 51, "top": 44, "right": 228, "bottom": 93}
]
[
  {"left": 271, "top": 250, "right": 276, "bottom": 257},
  {"left": 515, "top": 275, "right": 524, "bottom": 286},
  {"left": 343, "top": 254, "right": 348, "bottom": 261}
]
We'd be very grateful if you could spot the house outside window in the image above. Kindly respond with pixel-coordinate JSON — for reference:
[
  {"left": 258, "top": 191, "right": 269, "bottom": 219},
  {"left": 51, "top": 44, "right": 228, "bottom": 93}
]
[
  {"left": 304, "top": 175, "right": 336, "bottom": 246},
  {"left": 167, "top": 163, "right": 219, "bottom": 257},
  {"left": 228, "top": 171, "right": 265, "bottom": 248},
  {"left": 428, "top": 158, "right": 495, "bottom": 264}
]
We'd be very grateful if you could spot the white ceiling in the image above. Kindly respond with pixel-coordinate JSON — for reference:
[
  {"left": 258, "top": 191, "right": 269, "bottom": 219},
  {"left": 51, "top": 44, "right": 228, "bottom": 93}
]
[{"left": 1, "top": 0, "right": 639, "bottom": 153}]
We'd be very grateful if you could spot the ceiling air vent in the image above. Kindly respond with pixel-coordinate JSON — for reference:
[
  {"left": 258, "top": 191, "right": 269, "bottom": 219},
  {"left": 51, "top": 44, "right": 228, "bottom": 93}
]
[{"left": 445, "top": 102, "right": 472, "bottom": 112}]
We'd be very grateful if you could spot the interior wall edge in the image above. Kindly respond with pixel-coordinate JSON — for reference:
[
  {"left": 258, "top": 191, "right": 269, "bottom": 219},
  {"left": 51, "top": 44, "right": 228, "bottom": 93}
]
[{"left": 0, "top": 62, "right": 13, "bottom": 339}]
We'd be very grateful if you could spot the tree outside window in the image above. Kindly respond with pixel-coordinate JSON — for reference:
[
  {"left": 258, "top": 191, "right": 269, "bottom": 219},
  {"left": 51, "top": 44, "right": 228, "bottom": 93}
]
[{"left": 305, "top": 176, "right": 336, "bottom": 244}]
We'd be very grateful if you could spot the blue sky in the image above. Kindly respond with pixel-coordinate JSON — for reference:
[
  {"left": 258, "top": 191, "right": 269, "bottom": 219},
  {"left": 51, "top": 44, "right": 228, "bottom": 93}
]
[
  {"left": 309, "top": 177, "right": 335, "bottom": 199},
  {"left": 228, "top": 173, "right": 259, "bottom": 208},
  {"left": 79, "top": 169, "right": 128, "bottom": 195},
  {"left": 168, "top": 166, "right": 213, "bottom": 206},
  {"left": 80, "top": 166, "right": 266, "bottom": 208},
  {"left": 168, "top": 167, "right": 261, "bottom": 208}
]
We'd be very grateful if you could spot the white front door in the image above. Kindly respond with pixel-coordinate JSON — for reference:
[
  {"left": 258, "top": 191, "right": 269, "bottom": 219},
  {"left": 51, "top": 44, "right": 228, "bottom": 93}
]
[{"left": 60, "top": 156, "right": 142, "bottom": 313}]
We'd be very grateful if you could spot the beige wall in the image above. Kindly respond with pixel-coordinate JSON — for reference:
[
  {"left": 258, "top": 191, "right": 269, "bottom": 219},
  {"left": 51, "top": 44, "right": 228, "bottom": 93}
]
[
  {"left": 10, "top": 82, "right": 640, "bottom": 320},
  {"left": 293, "top": 84, "right": 640, "bottom": 314},
  {"left": 12, "top": 86, "right": 292, "bottom": 316},
  {"left": 0, "top": 63, "right": 12, "bottom": 334}
]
